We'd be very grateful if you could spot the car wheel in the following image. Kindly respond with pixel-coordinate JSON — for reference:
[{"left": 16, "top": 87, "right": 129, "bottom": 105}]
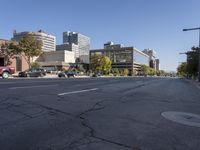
[{"left": 2, "top": 72, "right": 9, "bottom": 79}]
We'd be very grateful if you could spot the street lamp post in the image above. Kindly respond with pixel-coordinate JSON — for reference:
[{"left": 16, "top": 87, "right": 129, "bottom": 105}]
[{"left": 183, "top": 27, "right": 200, "bottom": 82}]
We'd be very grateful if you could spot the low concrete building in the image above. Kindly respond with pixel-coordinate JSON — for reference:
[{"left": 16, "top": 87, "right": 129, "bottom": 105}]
[{"left": 36, "top": 50, "right": 75, "bottom": 71}]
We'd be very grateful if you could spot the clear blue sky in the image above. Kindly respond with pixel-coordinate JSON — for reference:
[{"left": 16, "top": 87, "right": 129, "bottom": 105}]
[{"left": 1, "top": 0, "right": 200, "bottom": 71}]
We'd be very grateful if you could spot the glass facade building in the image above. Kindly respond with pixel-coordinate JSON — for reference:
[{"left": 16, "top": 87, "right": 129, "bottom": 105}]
[
  {"left": 90, "top": 43, "right": 150, "bottom": 74},
  {"left": 133, "top": 50, "right": 149, "bottom": 66},
  {"left": 63, "top": 31, "right": 90, "bottom": 62}
]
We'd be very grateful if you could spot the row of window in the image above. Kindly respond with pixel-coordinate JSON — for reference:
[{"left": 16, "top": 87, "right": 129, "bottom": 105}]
[{"left": 90, "top": 49, "right": 149, "bottom": 66}]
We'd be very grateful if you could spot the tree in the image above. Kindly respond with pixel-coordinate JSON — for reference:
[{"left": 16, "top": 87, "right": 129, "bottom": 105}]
[
  {"left": 157, "top": 70, "right": 166, "bottom": 76},
  {"left": 186, "top": 46, "right": 199, "bottom": 78},
  {"left": 16, "top": 35, "right": 42, "bottom": 68},
  {"left": 100, "top": 56, "right": 112, "bottom": 74},
  {"left": 123, "top": 68, "right": 129, "bottom": 76},
  {"left": 111, "top": 68, "right": 120, "bottom": 76},
  {"left": 31, "top": 62, "right": 41, "bottom": 68},
  {"left": 140, "top": 64, "right": 149, "bottom": 76},
  {"left": 148, "top": 68, "right": 156, "bottom": 76},
  {"left": 90, "top": 54, "right": 101, "bottom": 72},
  {"left": 90, "top": 54, "right": 112, "bottom": 74},
  {"left": 177, "top": 62, "right": 187, "bottom": 77},
  {"left": 140, "top": 64, "right": 157, "bottom": 76},
  {"left": 0, "top": 41, "right": 18, "bottom": 66},
  {"left": 132, "top": 69, "right": 137, "bottom": 76}
]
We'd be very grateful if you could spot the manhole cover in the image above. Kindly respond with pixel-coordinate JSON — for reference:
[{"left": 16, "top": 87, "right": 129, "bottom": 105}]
[{"left": 161, "top": 111, "right": 200, "bottom": 128}]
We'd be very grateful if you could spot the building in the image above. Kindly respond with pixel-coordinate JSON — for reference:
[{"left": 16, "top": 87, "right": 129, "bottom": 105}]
[
  {"left": 155, "top": 59, "right": 160, "bottom": 71},
  {"left": 56, "top": 43, "right": 79, "bottom": 59},
  {"left": 36, "top": 50, "right": 75, "bottom": 71},
  {"left": 62, "top": 31, "right": 90, "bottom": 63},
  {"left": 90, "top": 42, "right": 150, "bottom": 75},
  {"left": 0, "top": 39, "right": 29, "bottom": 72},
  {"left": 142, "top": 49, "right": 159, "bottom": 70},
  {"left": 12, "top": 30, "right": 56, "bottom": 52}
]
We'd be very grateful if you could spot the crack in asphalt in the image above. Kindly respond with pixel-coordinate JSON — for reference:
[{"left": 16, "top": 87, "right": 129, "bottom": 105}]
[
  {"left": 73, "top": 99, "right": 135, "bottom": 149},
  {"left": 67, "top": 81, "right": 155, "bottom": 149}
]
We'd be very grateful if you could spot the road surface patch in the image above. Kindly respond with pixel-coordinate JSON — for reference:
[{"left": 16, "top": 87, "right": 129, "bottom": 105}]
[{"left": 161, "top": 111, "right": 200, "bottom": 128}]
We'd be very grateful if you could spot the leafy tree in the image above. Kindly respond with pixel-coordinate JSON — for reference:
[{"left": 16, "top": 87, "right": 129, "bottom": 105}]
[
  {"left": 158, "top": 70, "right": 166, "bottom": 76},
  {"left": 140, "top": 64, "right": 149, "bottom": 76},
  {"left": 123, "top": 68, "right": 129, "bottom": 76},
  {"left": 90, "top": 54, "right": 101, "bottom": 72},
  {"left": 31, "top": 62, "right": 41, "bottom": 68},
  {"left": 15, "top": 35, "right": 42, "bottom": 68},
  {"left": 0, "top": 41, "right": 18, "bottom": 66},
  {"left": 111, "top": 68, "right": 120, "bottom": 76},
  {"left": 132, "top": 69, "right": 137, "bottom": 76},
  {"left": 177, "top": 62, "right": 187, "bottom": 76},
  {"left": 148, "top": 68, "right": 156, "bottom": 76},
  {"left": 100, "top": 56, "right": 112, "bottom": 74},
  {"left": 186, "top": 46, "right": 199, "bottom": 78},
  {"left": 140, "top": 64, "right": 157, "bottom": 76},
  {"left": 90, "top": 54, "right": 112, "bottom": 74}
]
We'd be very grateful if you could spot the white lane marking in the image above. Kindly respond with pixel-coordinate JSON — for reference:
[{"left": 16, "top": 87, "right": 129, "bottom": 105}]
[
  {"left": 58, "top": 88, "right": 99, "bottom": 96},
  {"left": 9, "top": 84, "right": 58, "bottom": 90}
]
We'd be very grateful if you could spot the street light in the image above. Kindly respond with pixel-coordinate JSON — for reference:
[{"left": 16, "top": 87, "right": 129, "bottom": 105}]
[{"left": 183, "top": 27, "right": 200, "bottom": 82}]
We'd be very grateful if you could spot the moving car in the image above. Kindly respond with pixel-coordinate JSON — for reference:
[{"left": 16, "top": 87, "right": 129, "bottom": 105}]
[
  {"left": 58, "top": 71, "right": 76, "bottom": 78},
  {"left": 0, "top": 66, "right": 15, "bottom": 79},
  {"left": 18, "top": 68, "right": 46, "bottom": 77}
]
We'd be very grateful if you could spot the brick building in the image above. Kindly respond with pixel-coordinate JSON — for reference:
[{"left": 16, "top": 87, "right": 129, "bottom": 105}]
[{"left": 0, "top": 39, "right": 29, "bottom": 72}]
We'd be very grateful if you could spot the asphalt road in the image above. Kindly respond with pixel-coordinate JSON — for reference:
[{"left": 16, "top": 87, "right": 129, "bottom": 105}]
[{"left": 0, "top": 77, "right": 200, "bottom": 150}]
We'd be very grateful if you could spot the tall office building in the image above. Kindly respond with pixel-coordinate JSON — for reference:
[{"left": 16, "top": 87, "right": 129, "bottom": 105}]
[
  {"left": 12, "top": 30, "right": 56, "bottom": 52},
  {"left": 63, "top": 31, "right": 90, "bottom": 62},
  {"left": 143, "top": 49, "right": 159, "bottom": 70}
]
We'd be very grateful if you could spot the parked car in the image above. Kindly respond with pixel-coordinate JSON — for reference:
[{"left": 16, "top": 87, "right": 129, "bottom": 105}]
[
  {"left": 0, "top": 66, "right": 15, "bottom": 79},
  {"left": 92, "top": 72, "right": 101, "bottom": 77},
  {"left": 18, "top": 68, "right": 46, "bottom": 77},
  {"left": 58, "top": 71, "right": 77, "bottom": 78}
]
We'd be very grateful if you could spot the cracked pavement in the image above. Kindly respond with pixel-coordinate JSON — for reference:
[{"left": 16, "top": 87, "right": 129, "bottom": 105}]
[{"left": 0, "top": 77, "right": 200, "bottom": 150}]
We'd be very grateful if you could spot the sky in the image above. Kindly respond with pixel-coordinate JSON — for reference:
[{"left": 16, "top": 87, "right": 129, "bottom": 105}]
[{"left": 0, "top": 0, "right": 200, "bottom": 71}]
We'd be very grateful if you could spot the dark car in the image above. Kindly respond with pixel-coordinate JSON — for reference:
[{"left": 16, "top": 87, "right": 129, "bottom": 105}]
[
  {"left": 92, "top": 72, "right": 101, "bottom": 77},
  {"left": 18, "top": 68, "right": 46, "bottom": 77},
  {"left": 58, "top": 71, "right": 76, "bottom": 78}
]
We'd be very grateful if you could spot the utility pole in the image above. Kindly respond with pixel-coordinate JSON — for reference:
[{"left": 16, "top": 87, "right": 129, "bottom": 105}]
[{"left": 183, "top": 27, "right": 200, "bottom": 82}]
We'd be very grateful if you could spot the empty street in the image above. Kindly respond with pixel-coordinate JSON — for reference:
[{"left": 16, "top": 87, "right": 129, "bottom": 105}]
[{"left": 0, "top": 77, "right": 200, "bottom": 150}]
